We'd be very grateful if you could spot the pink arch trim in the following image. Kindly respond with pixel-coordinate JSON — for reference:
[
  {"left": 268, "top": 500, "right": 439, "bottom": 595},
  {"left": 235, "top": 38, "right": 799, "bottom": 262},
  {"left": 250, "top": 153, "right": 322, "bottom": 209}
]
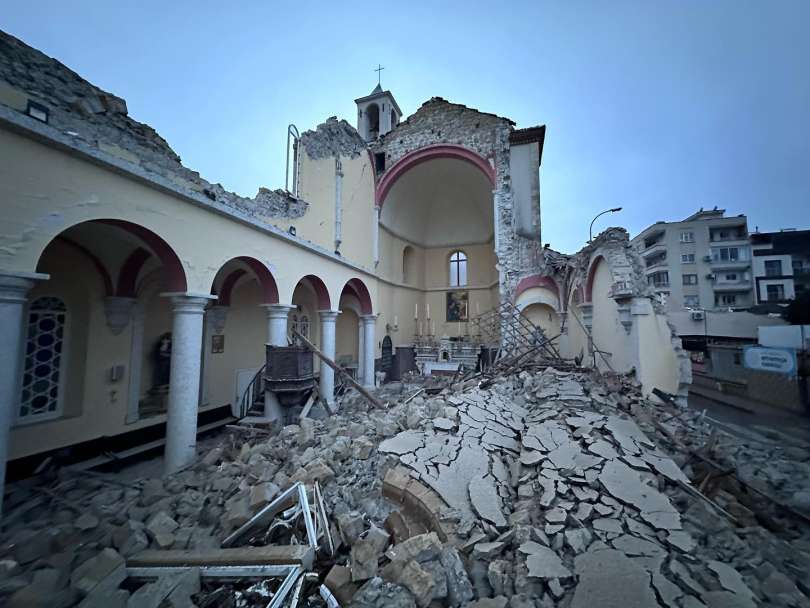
[
  {"left": 376, "top": 144, "right": 496, "bottom": 207},
  {"left": 342, "top": 279, "right": 373, "bottom": 314},
  {"left": 215, "top": 269, "right": 246, "bottom": 306},
  {"left": 584, "top": 255, "right": 606, "bottom": 303},
  {"left": 297, "top": 275, "right": 331, "bottom": 310},
  {"left": 117, "top": 247, "right": 151, "bottom": 297},
  {"left": 99, "top": 220, "right": 187, "bottom": 292},
  {"left": 514, "top": 274, "right": 560, "bottom": 304}
]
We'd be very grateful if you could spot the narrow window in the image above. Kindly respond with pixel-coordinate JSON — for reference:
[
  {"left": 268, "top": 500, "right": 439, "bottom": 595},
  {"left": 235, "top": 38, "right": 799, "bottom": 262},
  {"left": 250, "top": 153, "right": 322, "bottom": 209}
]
[
  {"left": 764, "top": 260, "right": 782, "bottom": 277},
  {"left": 449, "top": 251, "right": 468, "bottom": 287},
  {"left": 19, "top": 296, "right": 66, "bottom": 423},
  {"left": 374, "top": 152, "right": 386, "bottom": 173}
]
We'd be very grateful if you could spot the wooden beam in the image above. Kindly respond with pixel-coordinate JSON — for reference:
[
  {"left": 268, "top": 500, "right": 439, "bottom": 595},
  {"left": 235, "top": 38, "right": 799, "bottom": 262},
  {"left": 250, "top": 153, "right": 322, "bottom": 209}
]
[{"left": 291, "top": 329, "right": 384, "bottom": 409}]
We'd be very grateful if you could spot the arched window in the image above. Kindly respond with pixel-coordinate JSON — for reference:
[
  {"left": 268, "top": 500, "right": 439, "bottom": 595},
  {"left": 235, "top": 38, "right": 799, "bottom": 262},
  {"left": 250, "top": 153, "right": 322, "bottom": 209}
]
[
  {"left": 366, "top": 103, "right": 380, "bottom": 139},
  {"left": 402, "top": 246, "right": 415, "bottom": 284},
  {"left": 19, "top": 296, "right": 66, "bottom": 423},
  {"left": 449, "top": 251, "right": 468, "bottom": 287}
]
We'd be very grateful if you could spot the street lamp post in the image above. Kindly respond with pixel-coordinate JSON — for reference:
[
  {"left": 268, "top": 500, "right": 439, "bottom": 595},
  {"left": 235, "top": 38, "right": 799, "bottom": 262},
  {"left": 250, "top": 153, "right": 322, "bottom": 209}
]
[{"left": 589, "top": 207, "right": 623, "bottom": 242}]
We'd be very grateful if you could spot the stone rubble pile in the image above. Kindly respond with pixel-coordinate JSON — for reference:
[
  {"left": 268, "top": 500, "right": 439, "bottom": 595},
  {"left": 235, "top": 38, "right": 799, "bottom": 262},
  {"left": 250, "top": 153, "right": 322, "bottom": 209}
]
[{"left": 0, "top": 366, "right": 808, "bottom": 607}]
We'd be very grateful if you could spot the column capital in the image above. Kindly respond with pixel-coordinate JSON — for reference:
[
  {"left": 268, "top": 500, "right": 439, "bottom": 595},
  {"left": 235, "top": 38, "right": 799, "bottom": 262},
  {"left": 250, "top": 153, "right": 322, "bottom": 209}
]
[
  {"left": 318, "top": 309, "right": 341, "bottom": 321},
  {"left": 161, "top": 292, "right": 216, "bottom": 313},
  {"left": 360, "top": 313, "right": 379, "bottom": 323},
  {"left": 261, "top": 303, "right": 296, "bottom": 318},
  {"left": 0, "top": 271, "right": 49, "bottom": 304}
]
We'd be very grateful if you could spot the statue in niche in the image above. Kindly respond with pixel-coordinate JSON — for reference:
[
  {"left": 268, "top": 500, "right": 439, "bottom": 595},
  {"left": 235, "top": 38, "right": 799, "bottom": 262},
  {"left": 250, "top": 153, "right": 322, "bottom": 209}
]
[{"left": 153, "top": 332, "right": 172, "bottom": 388}]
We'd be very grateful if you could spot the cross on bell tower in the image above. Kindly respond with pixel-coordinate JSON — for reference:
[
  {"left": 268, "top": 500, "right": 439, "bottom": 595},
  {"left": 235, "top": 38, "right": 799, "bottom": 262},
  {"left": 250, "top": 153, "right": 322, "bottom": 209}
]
[{"left": 354, "top": 66, "right": 401, "bottom": 141}]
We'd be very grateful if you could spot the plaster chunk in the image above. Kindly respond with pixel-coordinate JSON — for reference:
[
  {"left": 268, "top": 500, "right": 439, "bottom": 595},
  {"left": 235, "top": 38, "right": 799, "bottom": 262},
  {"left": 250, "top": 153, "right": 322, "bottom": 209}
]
[
  {"left": 587, "top": 439, "right": 619, "bottom": 460},
  {"left": 380, "top": 431, "right": 425, "bottom": 455},
  {"left": 432, "top": 417, "right": 456, "bottom": 432},
  {"left": 665, "top": 530, "right": 696, "bottom": 553},
  {"left": 538, "top": 477, "right": 556, "bottom": 508},
  {"left": 707, "top": 561, "right": 755, "bottom": 600},
  {"left": 519, "top": 450, "right": 543, "bottom": 466},
  {"left": 546, "top": 442, "right": 602, "bottom": 472},
  {"left": 525, "top": 546, "right": 571, "bottom": 579},
  {"left": 598, "top": 459, "right": 682, "bottom": 530},
  {"left": 701, "top": 591, "right": 757, "bottom": 608},
  {"left": 611, "top": 534, "right": 666, "bottom": 557},
  {"left": 640, "top": 452, "right": 691, "bottom": 485},
  {"left": 592, "top": 518, "right": 623, "bottom": 534},
  {"left": 469, "top": 473, "right": 507, "bottom": 528},
  {"left": 603, "top": 416, "right": 650, "bottom": 455},
  {"left": 570, "top": 548, "right": 658, "bottom": 608},
  {"left": 651, "top": 570, "right": 683, "bottom": 608},
  {"left": 564, "top": 528, "right": 592, "bottom": 554}
]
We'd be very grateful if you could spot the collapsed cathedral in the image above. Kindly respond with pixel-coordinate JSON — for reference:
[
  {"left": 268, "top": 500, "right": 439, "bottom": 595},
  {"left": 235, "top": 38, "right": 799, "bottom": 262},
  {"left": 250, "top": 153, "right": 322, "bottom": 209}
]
[{"left": 0, "top": 30, "right": 689, "bottom": 514}]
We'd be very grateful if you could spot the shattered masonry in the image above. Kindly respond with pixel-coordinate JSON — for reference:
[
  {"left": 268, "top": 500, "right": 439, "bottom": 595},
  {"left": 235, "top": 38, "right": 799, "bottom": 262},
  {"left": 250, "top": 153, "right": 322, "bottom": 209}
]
[
  {"left": 0, "top": 31, "right": 307, "bottom": 222},
  {"left": 2, "top": 365, "right": 808, "bottom": 607}
]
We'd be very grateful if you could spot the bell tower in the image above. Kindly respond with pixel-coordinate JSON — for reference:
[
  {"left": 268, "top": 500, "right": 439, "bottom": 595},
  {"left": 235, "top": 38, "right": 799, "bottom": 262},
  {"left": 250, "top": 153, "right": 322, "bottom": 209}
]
[{"left": 355, "top": 79, "right": 402, "bottom": 142}]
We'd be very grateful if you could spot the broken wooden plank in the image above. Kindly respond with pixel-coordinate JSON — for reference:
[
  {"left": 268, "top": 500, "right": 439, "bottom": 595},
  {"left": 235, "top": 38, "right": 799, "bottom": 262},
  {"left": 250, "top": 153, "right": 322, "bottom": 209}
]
[
  {"left": 127, "top": 564, "right": 296, "bottom": 580},
  {"left": 128, "top": 546, "right": 314, "bottom": 570},
  {"left": 292, "top": 329, "right": 384, "bottom": 409}
]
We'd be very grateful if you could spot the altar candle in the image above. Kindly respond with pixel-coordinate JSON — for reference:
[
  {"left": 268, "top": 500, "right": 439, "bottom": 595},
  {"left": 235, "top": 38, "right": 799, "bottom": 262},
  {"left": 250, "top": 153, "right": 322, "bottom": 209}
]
[
  {"left": 427, "top": 303, "right": 430, "bottom": 319},
  {"left": 394, "top": 315, "right": 398, "bottom": 326},
  {"left": 476, "top": 302, "right": 480, "bottom": 315},
  {"left": 414, "top": 303, "right": 418, "bottom": 319}
]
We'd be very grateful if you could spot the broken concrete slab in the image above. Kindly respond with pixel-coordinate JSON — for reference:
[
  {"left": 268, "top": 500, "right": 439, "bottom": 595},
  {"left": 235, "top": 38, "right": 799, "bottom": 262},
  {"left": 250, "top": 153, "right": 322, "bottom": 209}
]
[
  {"left": 598, "top": 459, "right": 681, "bottom": 530},
  {"left": 570, "top": 547, "right": 659, "bottom": 608},
  {"left": 524, "top": 546, "right": 571, "bottom": 579}
]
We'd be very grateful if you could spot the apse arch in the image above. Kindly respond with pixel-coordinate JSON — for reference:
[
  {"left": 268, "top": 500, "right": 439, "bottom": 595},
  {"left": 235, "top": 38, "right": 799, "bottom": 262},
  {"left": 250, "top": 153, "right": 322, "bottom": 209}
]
[
  {"left": 376, "top": 144, "right": 495, "bottom": 207},
  {"left": 514, "top": 274, "right": 560, "bottom": 306},
  {"left": 584, "top": 255, "right": 607, "bottom": 303}
]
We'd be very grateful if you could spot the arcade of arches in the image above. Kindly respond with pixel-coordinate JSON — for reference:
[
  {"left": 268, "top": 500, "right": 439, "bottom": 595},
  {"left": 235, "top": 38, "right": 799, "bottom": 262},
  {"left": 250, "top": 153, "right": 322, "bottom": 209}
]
[{"left": 0, "top": 32, "right": 687, "bottom": 515}]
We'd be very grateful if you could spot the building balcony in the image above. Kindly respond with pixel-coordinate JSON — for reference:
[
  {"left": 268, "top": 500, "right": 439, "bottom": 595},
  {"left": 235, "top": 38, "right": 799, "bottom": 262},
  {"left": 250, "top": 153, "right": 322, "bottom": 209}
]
[
  {"left": 642, "top": 242, "right": 667, "bottom": 257},
  {"left": 710, "top": 259, "right": 751, "bottom": 270},
  {"left": 713, "top": 281, "right": 752, "bottom": 292},
  {"left": 645, "top": 260, "right": 668, "bottom": 272}
]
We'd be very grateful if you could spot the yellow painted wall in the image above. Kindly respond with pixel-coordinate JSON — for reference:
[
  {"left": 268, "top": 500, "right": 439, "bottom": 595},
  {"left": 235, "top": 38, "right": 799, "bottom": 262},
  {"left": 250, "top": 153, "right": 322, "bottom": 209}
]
[
  {"left": 275, "top": 150, "right": 376, "bottom": 269},
  {"left": 521, "top": 303, "right": 560, "bottom": 337}
]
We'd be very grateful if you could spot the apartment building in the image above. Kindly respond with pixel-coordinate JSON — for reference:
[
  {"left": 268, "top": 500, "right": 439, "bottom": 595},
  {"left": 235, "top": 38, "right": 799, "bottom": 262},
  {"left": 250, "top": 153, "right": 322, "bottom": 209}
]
[
  {"left": 751, "top": 229, "right": 810, "bottom": 303},
  {"left": 632, "top": 209, "right": 754, "bottom": 311}
]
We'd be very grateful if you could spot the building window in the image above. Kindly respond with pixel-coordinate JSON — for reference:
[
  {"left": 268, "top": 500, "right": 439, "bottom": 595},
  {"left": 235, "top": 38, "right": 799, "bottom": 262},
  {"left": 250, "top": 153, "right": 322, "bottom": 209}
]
[
  {"left": 713, "top": 247, "right": 746, "bottom": 262},
  {"left": 449, "top": 250, "right": 467, "bottom": 287},
  {"left": 679, "top": 231, "right": 694, "bottom": 243},
  {"left": 764, "top": 260, "right": 782, "bottom": 277},
  {"left": 766, "top": 284, "right": 785, "bottom": 301},
  {"left": 683, "top": 274, "right": 698, "bottom": 286},
  {"left": 647, "top": 271, "right": 669, "bottom": 288},
  {"left": 733, "top": 352, "right": 742, "bottom": 366},
  {"left": 402, "top": 246, "right": 415, "bottom": 284},
  {"left": 374, "top": 152, "right": 386, "bottom": 173},
  {"left": 792, "top": 259, "right": 804, "bottom": 274},
  {"left": 716, "top": 294, "right": 737, "bottom": 306},
  {"left": 724, "top": 273, "right": 737, "bottom": 281},
  {"left": 684, "top": 295, "right": 700, "bottom": 308},
  {"left": 681, "top": 253, "right": 695, "bottom": 263},
  {"left": 19, "top": 296, "right": 66, "bottom": 423}
]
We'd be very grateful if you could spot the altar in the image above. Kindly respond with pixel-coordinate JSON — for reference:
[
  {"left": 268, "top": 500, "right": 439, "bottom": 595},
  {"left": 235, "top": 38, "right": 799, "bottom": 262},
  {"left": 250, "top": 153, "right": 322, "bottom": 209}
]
[{"left": 414, "top": 336, "right": 481, "bottom": 376}]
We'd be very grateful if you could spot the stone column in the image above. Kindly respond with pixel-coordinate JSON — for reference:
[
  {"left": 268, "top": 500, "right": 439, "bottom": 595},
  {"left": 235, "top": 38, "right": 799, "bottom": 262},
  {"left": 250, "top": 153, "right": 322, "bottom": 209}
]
[
  {"left": 357, "top": 323, "right": 365, "bottom": 385},
  {"left": 360, "top": 314, "right": 378, "bottom": 388},
  {"left": 261, "top": 304, "right": 294, "bottom": 421},
  {"left": 0, "top": 271, "right": 47, "bottom": 516},
  {"left": 262, "top": 304, "right": 295, "bottom": 346},
  {"left": 125, "top": 302, "right": 145, "bottom": 424},
  {"left": 318, "top": 310, "right": 340, "bottom": 405},
  {"left": 163, "top": 293, "right": 215, "bottom": 474}
]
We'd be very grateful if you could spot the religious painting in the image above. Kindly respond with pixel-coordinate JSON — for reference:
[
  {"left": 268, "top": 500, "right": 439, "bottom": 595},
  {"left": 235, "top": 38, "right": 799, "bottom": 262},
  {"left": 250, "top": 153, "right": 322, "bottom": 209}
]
[
  {"left": 211, "top": 334, "right": 225, "bottom": 354},
  {"left": 446, "top": 291, "right": 469, "bottom": 322}
]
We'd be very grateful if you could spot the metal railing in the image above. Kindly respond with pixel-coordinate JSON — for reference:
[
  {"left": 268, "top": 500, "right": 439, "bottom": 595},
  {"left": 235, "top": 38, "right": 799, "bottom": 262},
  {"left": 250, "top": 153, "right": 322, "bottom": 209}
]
[{"left": 239, "top": 364, "right": 266, "bottom": 419}]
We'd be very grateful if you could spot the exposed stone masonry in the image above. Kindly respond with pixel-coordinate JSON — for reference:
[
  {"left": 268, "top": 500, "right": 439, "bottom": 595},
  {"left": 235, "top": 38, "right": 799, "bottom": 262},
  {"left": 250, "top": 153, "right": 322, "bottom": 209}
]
[
  {"left": 299, "top": 117, "right": 368, "bottom": 161},
  {"left": 371, "top": 97, "right": 546, "bottom": 302},
  {"left": 0, "top": 31, "right": 307, "bottom": 221}
]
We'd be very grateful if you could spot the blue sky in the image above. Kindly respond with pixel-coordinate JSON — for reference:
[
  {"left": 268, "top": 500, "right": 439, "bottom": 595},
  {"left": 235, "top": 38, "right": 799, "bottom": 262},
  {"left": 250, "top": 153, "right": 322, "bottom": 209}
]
[{"left": 4, "top": 1, "right": 809, "bottom": 253}]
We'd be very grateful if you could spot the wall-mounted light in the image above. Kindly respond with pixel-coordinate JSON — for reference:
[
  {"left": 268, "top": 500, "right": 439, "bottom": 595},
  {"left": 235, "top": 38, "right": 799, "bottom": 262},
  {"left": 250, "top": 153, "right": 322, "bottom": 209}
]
[{"left": 26, "top": 100, "right": 49, "bottom": 123}]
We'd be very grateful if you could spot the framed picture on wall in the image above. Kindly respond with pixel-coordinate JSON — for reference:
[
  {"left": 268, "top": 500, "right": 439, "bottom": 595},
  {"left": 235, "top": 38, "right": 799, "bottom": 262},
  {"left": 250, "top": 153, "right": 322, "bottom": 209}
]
[
  {"left": 446, "top": 291, "right": 469, "bottom": 322},
  {"left": 212, "top": 334, "right": 225, "bottom": 354}
]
